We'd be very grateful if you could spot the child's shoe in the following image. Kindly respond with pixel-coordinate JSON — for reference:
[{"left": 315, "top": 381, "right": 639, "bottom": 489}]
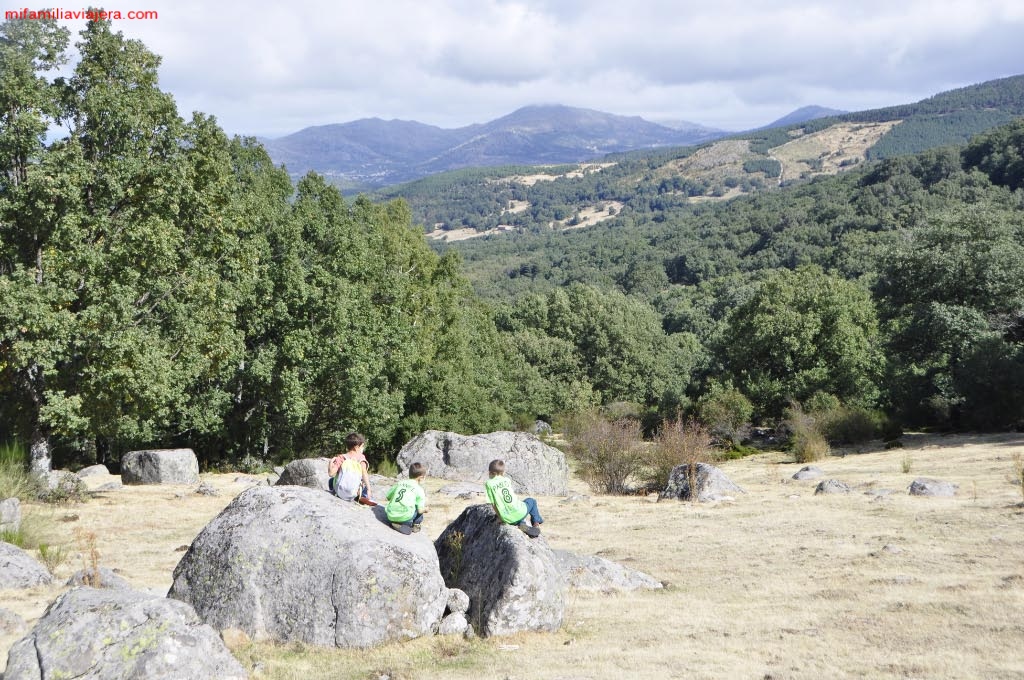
[{"left": 518, "top": 522, "right": 540, "bottom": 538}]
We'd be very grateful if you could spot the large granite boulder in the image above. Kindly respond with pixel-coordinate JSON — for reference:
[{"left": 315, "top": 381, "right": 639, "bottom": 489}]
[
  {"left": 1, "top": 496, "right": 21, "bottom": 533},
  {"left": 274, "top": 457, "right": 331, "bottom": 490},
  {"left": 552, "top": 550, "right": 663, "bottom": 593},
  {"left": 0, "top": 541, "right": 53, "bottom": 589},
  {"left": 660, "top": 462, "right": 745, "bottom": 502},
  {"left": 168, "top": 485, "right": 448, "bottom": 648},
  {"left": 397, "top": 430, "right": 569, "bottom": 495},
  {"left": 434, "top": 504, "right": 566, "bottom": 637},
  {"left": 121, "top": 448, "right": 200, "bottom": 485},
  {"left": 4, "top": 587, "right": 246, "bottom": 680}
]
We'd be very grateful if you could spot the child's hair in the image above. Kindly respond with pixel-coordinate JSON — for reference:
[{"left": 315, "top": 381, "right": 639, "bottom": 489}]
[
  {"left": 344, "top": 432, "right": 365, "bottom": 450},
  {"left": 408, "top": 462, "right": 426, "bottom": 479},
  {"left": 488, "top": 459, "right": 505, "bottom": 475}
]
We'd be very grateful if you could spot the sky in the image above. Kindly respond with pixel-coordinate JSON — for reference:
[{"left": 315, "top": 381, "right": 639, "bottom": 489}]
[{"left": 28, "top": 0, "right": 1024, "bottom": 137}]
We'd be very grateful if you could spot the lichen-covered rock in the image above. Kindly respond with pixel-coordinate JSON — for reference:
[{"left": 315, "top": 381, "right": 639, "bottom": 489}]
[
  {"left": 660, "top": 463, "right": 745, "bottom": 502},
  {"left": 815, "top": 479, "right": 852, "bottom": 495},
  {"left": 397, "top": 430, "right": 568, "bottom": 495},
  {"left": 274, "top": 457, "right": 330, "bottom": 490},
  {"left": 0, "top": 541, "right": 53, "bottom": 589},
  {"left": 4, "top": 587, "right": 246, "bottom": 680},
  {"left": 168, "top": 485, "right": 448, "bottom": 648},
  {"left": 435, "top": 504, "right": 566, "bottom": 637},
  {"left": 552, "top": 550, "right": 663, "bottom": 592},
  {"left": 908, "top": 477, "right": 958, "bottom": 497},
  {"left": 121, "top": 448, "right": 200, "bottom": 485},
  {"left": 1, "top": 496, "right": 21, "bottom": 533},
  {"left": 66, "top": 566, "right": 131, "bottom": 589},
  {"left": 37, "top": 470, "right": 88, "bottom": 502},
  {"left": 445, "top": 588, "right": 470, "bottom": 615}
]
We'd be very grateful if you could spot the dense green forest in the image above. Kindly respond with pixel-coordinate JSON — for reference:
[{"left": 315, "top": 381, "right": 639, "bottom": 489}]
[
  {"left": 2, "top": 17, "right": 1023, "bottom": 473},
  {"left": 0, "top": 18, "right": 518, "bottom": 469},
  {"left": 443, "top": 120, "right": 1024, "bottom": 431}
]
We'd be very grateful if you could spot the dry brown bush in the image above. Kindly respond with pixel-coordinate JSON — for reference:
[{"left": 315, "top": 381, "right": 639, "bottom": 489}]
[
  {"left": 645, "top": 418, "right": 718, "bottom": 492},
  {"left": 567, "top": 413, "right": 643, "bottom": 494}
]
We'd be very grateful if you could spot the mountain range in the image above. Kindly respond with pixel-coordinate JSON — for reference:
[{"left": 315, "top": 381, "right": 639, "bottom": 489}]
[
  {"left": 261, "top": 74, "right": 1024, "bottom": 191},
  {"left": 259, "top": 105, "right": 735, "bottom": 189}
]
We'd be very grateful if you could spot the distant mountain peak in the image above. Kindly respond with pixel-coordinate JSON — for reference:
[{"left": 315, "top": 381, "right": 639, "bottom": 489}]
[{"left": 761, "top": 105, "right": 848, "bottom": 129}]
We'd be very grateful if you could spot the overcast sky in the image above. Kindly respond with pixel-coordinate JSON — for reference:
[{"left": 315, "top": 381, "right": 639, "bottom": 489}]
[{"left": 42, "top": 0, "right": 1024, "bottom": 137}]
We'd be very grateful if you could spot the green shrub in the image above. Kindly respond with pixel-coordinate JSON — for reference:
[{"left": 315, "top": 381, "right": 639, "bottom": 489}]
[
  {"left": 815, "top": 405, "right": 884, "bottom": 445},
  {"left": 374, "top": 458, "right": 400, "bottom": 478},
  {"left": 0, "top": 442, "right": 40, "bottom": 502},
  {"left": 719, "top": 443, "right": 761, "bottom": 460},
  {"left": 37, "top": 542, "right": 70, "bottom": 574},
  {"left": 697, "top": 384, "right": 753, "bottom": 447}
]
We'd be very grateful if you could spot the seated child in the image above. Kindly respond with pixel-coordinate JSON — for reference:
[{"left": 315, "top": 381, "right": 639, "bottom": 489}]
[
  {"left": 328, "top": 432, "right": 373, "bottom": 502},
  {"left": 385, "top": 462, "right": 428, "bottom": 535},
  {"left": 485, "top": 459, "right": 543, "bottom": 538}
]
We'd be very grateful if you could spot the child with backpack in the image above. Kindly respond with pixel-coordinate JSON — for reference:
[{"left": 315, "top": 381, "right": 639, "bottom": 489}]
[
  {"left": 328, "top": 432, "right": 373, "bottom": 503},
  {"left": 384, "top": 462, "right": 428, "bottom": 535},
  {"left": 485, "top": 459, "right": 543, "bottom": 537}
]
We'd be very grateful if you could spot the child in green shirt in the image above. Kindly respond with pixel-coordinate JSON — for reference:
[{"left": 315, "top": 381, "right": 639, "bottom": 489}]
[
  {"left": 385, "top": 462, "right": 428, "bottom": 535},
  {"left": 484, "top": 459, "right": 543, "bottom": 538}
]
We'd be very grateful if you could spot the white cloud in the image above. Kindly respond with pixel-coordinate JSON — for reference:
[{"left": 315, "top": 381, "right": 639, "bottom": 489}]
[{"left": 43, "top": 0, "right": 1024, "bottom": 135}]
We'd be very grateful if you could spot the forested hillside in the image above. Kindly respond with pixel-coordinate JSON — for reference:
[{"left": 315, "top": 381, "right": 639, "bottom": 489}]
[
  {"left": 380, "top": 75, "right": 1024, "bottom": 236},
  {"left": 2, "top": 16, "right": 1023, "bottom": 474},
  {"left": 445, "top": 119, "right": 1024, "bottom": 431}
]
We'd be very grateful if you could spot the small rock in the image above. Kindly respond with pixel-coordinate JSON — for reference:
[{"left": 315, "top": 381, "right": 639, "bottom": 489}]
[
  {"left": 814, "top": 479, "right": 852, "bottom": 495},
  {"left": 76, "top": 464, "right": 111, "bottom": 478},
  {"left": 1, "top": 497, "right": 22, "bottom": 533},
  {"left": 221, "top": 627, "right": 252, "bottom": 651},
  {"left": 908, "top": 478, "right": 958, "bottom": 497},
  {"left": 792, "top": 466, "right": 824, "bottom": 480},
  {"left": 195, "top": 482, "right": 219, "bottom": 496},
  {"left": 0, "top": 607, "right": 27, "bottom": 636},
  {"left": 437, "top": 482, "right": 486, "bottom": 497},
  {"left": 437, "top": 612, "right": 469, "bottom": 636},
  {"left": 66, "top": 566, "right": 131, "bottom": 589}
]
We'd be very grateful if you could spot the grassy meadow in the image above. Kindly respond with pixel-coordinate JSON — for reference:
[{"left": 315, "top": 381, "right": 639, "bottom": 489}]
[{"left": 2, "top": 432, "right": 1023, "bottom": 679}]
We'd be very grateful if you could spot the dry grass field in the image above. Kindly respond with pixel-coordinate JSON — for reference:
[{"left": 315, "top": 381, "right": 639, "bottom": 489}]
[{"left": 3, "top": 432, "right": 1023, "bottom": 679}]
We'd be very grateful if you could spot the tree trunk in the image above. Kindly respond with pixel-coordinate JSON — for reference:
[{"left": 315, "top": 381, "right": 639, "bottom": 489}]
[{"left": 30, "top": 428, "right": 52, "bottom": 476}]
